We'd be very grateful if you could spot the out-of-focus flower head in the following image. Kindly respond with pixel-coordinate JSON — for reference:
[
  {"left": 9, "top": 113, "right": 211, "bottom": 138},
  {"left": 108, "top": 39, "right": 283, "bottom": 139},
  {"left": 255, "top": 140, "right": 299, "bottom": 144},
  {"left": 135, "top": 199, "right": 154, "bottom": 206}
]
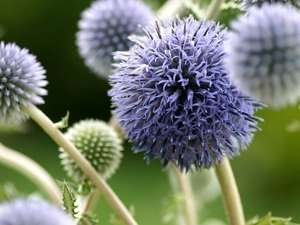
[
  {"left": 0, "top": 198, "right": 75, "bottom": 225},
  {"left": 76, "top": 0, "right": 155, "bottom": 78},
  {"left": 225, "top": 4, "right": 300, "bottom": 108},
  {"left": 0, "top": 42, "right": 47, "bottom": 125}
]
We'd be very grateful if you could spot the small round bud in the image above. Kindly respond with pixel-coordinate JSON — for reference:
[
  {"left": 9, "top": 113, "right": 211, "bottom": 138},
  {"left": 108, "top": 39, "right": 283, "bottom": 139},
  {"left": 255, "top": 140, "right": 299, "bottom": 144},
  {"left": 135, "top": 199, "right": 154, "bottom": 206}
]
[
  {"left": 0, "top": 42, "right": 47, "bottom": 125},
  {"left": 60, "top": 119, "right": 123, "bottom": 182},
  {"left": 76, "top": 0, "right": 155, "bottom": 78},
  {"left": 225, "top": 4, "right": 300, "bottom": 108},
  {"left": 0, "top": 198, "right": 76, "bottom": 225}
]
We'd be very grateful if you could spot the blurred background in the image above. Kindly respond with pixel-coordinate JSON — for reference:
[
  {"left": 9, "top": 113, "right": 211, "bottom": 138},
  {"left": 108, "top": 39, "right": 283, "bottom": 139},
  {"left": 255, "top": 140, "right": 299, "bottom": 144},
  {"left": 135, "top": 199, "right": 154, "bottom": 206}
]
[{"left": 1, "top": 0, "right": 300, "bottom": 224}]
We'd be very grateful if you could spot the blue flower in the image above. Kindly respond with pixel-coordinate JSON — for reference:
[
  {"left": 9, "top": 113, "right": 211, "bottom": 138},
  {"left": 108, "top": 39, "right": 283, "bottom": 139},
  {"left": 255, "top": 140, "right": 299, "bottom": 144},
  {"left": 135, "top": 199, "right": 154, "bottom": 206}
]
[
  {"left": 225, "top": 4, "right": 300, "bottom": 108},
  {"left": 109, "top": 16, "right": 264, "bottom": 171},
  {"left": 239, "top": 0, "right": 300, "bottom": 10},
  {"left": 0, "top": 42, "right": 47, "bottom": 125},
  {"left": 76, "top": 0, "right": 155, "bottom": 78},
  {"left": 0, "top": 198, "right": 76, "bottom": 225}
]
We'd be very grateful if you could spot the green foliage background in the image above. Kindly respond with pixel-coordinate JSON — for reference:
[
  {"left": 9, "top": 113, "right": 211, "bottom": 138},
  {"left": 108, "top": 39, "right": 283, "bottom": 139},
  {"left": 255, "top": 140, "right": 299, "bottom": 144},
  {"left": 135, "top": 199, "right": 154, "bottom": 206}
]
[{"left": 1, "top": 0, "right": 300, "bottom": 224}]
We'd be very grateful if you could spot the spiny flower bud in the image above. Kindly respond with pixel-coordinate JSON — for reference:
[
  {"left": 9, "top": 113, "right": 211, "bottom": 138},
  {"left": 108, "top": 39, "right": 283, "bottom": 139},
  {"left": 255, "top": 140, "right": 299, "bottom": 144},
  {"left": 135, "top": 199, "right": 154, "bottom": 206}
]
[
  {"left": 0, "top": 198, "right": 76, "bottom": 225},
  {"left": 239, "top": 0, "right": 300, "bottom": 10},
  {"left": 76, "top": 0, "right": 155, "bottom": 78},
  {"left": 60, "top": 119, "right": 123, "bottom": 182},
  {"left": 225, "top": 4, "right": 300, "bottom": 108},
  {"left": 0, "top": 42, "right": 47, "bottom": 125},
  {"left": 109, "top": 16, "right": 264, "bottom": 172}
]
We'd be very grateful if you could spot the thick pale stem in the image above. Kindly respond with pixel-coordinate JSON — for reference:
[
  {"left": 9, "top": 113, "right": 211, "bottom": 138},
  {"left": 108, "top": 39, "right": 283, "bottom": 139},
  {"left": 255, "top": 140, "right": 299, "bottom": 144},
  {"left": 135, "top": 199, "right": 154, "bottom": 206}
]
[
  {"left": 205, "top": 0, "right": 225, "bottom": 21},
  {"left": 77, "top": 114, "right": 125, "bottom": 215},
  {"left": 215, "top": 157, "right": 245, "bottom": 225},
  {"left": 157, "top": 0, "right": 186, "bottom": 19},
  {"left": 172, "top": 165, "right": 198, "bottom": 225},
  {"left": 0, "top": 143, "right": 62, "bottom": 205},
  {"left": 22, "top": 105, "right": 137, "bottom": 225},
  {"left": 82, "top": 115, "right": 123, "bottom": 214}
]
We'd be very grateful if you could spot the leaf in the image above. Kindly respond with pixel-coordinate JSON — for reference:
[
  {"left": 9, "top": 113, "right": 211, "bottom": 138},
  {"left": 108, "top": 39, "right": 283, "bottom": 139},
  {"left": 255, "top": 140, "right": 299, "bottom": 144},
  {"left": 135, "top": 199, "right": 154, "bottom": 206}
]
[
  {"left": 247, "top": 212, "right": 300, "bottom": 225},
  {"left": 182, "top": 0, "right": 205, "bottom": 19},
  {"left": 61, "top": 180, "right": 79, "bottom": 218},
  {"left": 221, "top": 0, "right": 240, "bottom": 10},
  {"left": 162, "top": 193, "right": 185, "bottom": 225},
  {"left": 78, "top": 180, "right": 92, "bottom": 196},
  {"left": 57, "top": 180, "right": 78, "bottom": 194},
  {"left": 182, "top": 0, "right": 240, "bottom": 20},
  {"left": 286, "top": 120, "right": 300, "bottom": 132},
  {"left": 79, "top": 212, "right": 99, "bottom": 225},
  {"left": 54, "top": 111, "right": 70, "bottom": 129},
  {"left": 218, "top": 0, "right": 242, "bottom": 27},
  {"left": 286, "top": 106, "right": 300, "bottom": 132}
]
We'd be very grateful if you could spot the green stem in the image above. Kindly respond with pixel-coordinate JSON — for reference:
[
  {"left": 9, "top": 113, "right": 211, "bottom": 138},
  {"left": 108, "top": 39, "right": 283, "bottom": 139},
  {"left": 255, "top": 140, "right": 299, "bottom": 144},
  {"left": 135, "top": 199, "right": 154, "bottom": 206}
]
[
  {"left": 22, "top": 105, "right": 137, "bottom": 225},
  {"left": 157, "top": 0, "right": 186, "bottom": 19},
  {"left": 109, "top": 114, "right": 124, "bottom": 142},
  {"left": 215, "top": 157, "right": 245, "bottom": 225},
  {"left": 77, "top": 191, "right": 100, "bottom": 218},
  {"left": 172, "top": 165, "right": 198, "bottom": 225},
  {"left": 0, "top": 143, "right": 62, "bottom": 205},
  {"left": 84, "top": 189, "right": 100, "bottom": 213},
  {"left": 205, "top": 0, "right": 225, "bottom": 21}
]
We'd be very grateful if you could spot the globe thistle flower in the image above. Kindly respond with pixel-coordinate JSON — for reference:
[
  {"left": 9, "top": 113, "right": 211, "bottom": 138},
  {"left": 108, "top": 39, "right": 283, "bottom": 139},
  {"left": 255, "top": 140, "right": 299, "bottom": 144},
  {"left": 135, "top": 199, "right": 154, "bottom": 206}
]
[
  {"left": 239, "top": 0, "right": 300, "bottom": 10},
  {"left": 0, "top": 198, "right": 76, "bottom": 225},
  {"left": 76, "top": 0, "right": 155, "bottom": 78},
  {"left": 109, "top": 16, "right": 263, "bottom": 171},
  {"left": 225, "top": 4, "right": 300, "bottom": 108},
  {"left": 0, "top": 42, "right": 47, "bottom": 125},
  {"left": 60, "top": 119, "right": 123, "bottom": 182}
]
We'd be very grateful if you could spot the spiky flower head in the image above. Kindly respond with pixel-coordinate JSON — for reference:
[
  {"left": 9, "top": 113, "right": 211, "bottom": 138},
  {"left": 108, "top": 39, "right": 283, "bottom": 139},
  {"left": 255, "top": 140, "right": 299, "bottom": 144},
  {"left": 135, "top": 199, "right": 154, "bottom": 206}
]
[
  {"left": 109, "top": 15, "right": 264, "bottom": 171},
  {"left": 225, "top": 4, "right": 300, "bottom": 108},
  {"left": 60, "top": 119, "right": 123, "bottom": 182},
  {"left": 239, "top": 0, "right": 300, "bottom": 10},
  {"left": 0, "top": 42, "right": 47, "bottom": 125},
  {"left": 0, "top": 198, "right": 76, "bottom": 225},
  {"left": 76, "top": 0, "right": 155, "bottom": 78}
]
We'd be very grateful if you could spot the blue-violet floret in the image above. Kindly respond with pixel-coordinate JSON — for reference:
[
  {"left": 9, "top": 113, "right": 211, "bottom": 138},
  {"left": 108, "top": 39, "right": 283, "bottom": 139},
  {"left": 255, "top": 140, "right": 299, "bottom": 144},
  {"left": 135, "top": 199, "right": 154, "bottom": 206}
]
[
  {"left": 109, "top": 16, "right": 264, "bottom": 171},
  {"left": 0, "top": 198, "right": 75, "bottom": 225}
]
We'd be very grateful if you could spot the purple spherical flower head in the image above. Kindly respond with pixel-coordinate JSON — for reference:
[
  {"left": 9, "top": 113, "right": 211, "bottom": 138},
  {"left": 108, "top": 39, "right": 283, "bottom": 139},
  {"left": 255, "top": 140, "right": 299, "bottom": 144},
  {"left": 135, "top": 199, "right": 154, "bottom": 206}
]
[
  {"left": 76, "top": 0, "right": 155, "bottom": 78},
  {"left": 109, "top": 16, "right": 264, "bottom": 171},
  {"left": 0, "top": 42, "right": 47, "bottom": 125},
  {"left": 239, "top": 0, "right": 300, "bottom": 10},
  {"left": 225, "top": 4, "right": 300, "bottom": 108},
  {"left": 0, "top": 198, "right": 76, "bottom": 225}
]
